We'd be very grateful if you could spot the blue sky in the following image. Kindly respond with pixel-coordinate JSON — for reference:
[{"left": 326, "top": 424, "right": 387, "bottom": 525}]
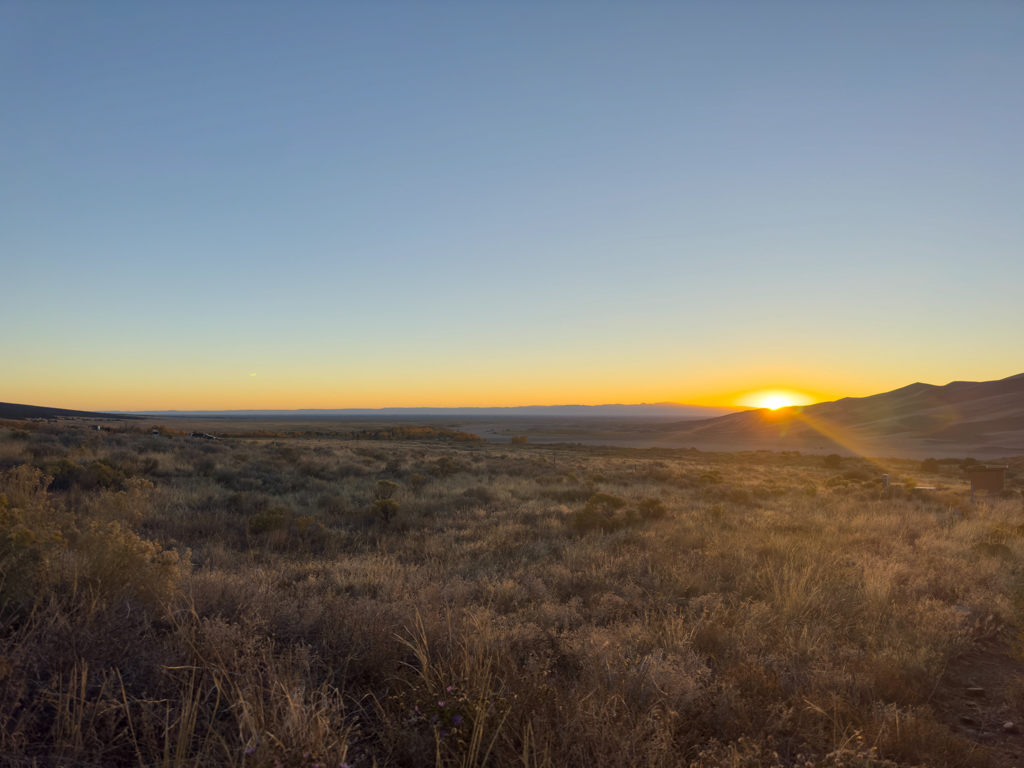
[{"left": 2, "top": 2, "right": 1022, "bottom": 410}]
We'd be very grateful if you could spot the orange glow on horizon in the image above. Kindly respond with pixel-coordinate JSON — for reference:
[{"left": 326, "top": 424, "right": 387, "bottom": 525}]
[
  {"left": 3, "top": 365, "right": 849, "bottom": 413},
  {"left": 734, "top": 388, "right": 820, "bottom": 410},
  {"left": 0, "top": 379, "right": 843, "bottom": 413}
]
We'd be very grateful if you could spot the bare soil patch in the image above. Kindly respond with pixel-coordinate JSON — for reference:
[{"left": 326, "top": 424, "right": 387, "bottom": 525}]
[{"left": 934, "top": 629, "right": 1024, "bottom": 767}]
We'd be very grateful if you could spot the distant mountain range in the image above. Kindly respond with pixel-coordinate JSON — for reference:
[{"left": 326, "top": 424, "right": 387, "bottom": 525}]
[
  {"left": 650, "top": 373, "right": 1024, "bottom": 456},
  {"left": 113, "top": 403, "right": 740, "bottom": 419},
  {"left": 6, "top": 374, "right": 1023, "bottom": 457}
]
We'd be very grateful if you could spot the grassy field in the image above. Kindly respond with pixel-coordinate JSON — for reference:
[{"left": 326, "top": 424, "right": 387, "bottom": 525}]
[{"left": 2, "top": 420, "right": 1023, "bottom": 767}]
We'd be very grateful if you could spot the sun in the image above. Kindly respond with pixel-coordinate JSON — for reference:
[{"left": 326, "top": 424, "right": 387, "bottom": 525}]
[
  {"left": 760, "top": 394, "right": 798, "bottom": 410},
  {"left": 736, "top": 389, "right": 816, "bottom": 410}
]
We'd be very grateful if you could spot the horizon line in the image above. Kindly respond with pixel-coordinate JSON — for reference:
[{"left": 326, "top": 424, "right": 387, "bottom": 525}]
[{"left": 109, "top": 402, "right": 751, "bottom": 415}]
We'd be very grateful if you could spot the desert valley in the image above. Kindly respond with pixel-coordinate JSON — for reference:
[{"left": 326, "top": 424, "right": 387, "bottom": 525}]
[{"left": 2, "top": 373, "right": 1024, "bottom": 766}]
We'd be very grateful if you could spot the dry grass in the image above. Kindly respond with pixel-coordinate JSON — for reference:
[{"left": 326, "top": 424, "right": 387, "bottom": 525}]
[{"left": 1, "top": 423, "right": 1023, "bottom": 766}]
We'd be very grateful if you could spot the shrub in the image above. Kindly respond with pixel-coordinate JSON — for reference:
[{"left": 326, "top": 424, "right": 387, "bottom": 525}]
[
  {"left": 317, "top": 493, "right": 347, "bottom": 516},
  {"left": 584, "top": 493, "right": 627, "bottom": 514},
  {"left": 726, "top": 486, "right": 753, "bottom": 505},
  {"left": 432, "top": 456, "right": 461, "bottom": 478},
  {"left": 374, "top": 480, "right": 398, "bottom": 500},
  {"left": 540, "top": 486, "right": 594, "bottom": 503},
  {"left": 408, "top": 473, "right": 428, "bottom": 496},
  {"left": 250, "top": 506, "right": 291, "bottom": 534},
  {"left": 0, "top": 467, "right": 71, "bottom": 613},
  {"left": 510, "top": 435, "right": 528, "bottom": 444},
  {"left": 460, "top": 486, "right": 495, "bottom": 506},
  {"left": 699, "top": 470, "right": 724, "bottom": 485},
  {"left": 636, "top": 497, "right": 667, "bottom": 520},
  {"left": 823, "top": 453, "right": 843, "bottom": 468},
  {"left": 373, "top": 498, "right": 399, "bottom": 525},
  {"left": 0, "top": 465, "right": 185, "bottom": 614},
  {"left": 921, "top": 458, "right": 940, "bottom": 473},
  {"left": 74, "top": 519, "right": 186, "bottom": 606},
  {"left": 570, "top": 507, "right": 603, "bottom": 532}
]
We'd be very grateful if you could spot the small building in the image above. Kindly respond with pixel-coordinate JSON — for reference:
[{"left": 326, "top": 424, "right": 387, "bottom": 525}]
[{"left": 967, "top": 465, "right": 1006, "bottom": 502}]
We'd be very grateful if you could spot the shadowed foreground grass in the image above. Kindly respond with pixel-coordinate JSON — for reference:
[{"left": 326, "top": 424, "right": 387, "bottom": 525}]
[{"left": 1, "top": 422, "right": 1023, "bottom": 767}]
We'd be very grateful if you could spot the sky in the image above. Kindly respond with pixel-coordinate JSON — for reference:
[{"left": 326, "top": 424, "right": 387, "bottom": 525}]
[{"left": 1, "top": 2, "right": 1022, "bottom": 411}]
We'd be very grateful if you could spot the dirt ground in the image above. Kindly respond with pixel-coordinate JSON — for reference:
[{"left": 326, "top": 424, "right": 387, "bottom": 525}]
[{"left": 934, "top": 625, "right": 1024, "bottom": 767}]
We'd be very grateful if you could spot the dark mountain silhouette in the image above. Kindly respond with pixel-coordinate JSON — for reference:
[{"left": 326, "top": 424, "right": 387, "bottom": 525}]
[
  {"left": 653, "top": 373, "right": 1024, "bottom": 456},
  {"left": 0, "top": 402, "right": 140, "bottom": 420}
]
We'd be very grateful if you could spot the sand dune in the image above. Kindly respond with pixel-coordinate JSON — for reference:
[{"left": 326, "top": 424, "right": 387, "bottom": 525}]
[{"left": 655, "top": 373, "right": 1024, "bottom": 456}]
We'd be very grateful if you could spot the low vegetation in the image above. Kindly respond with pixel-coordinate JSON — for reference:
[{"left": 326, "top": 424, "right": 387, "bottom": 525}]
[{"left": 1, "top": 421, "right": 1023, "bottom": 767}]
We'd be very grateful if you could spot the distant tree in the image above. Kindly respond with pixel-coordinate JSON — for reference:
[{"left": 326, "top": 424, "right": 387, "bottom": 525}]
[
  {"left": 510, "top": 435, "right": 528, "bottom": 444},
  {"left": 823, "top": 454, "right": 843, "bottom": 468},
  {"left": 921, "top": 458, "right": 940, "bottom": 473}
]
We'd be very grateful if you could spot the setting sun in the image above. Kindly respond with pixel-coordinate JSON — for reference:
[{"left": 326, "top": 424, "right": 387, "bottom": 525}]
[{"left": 736, "top": 389, "right": 817, "bottom": 410}]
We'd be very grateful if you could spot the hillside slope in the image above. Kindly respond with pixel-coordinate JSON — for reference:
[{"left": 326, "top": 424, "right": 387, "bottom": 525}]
[{"left": 0, "top": 402, "right": 140, "bottom": 421}]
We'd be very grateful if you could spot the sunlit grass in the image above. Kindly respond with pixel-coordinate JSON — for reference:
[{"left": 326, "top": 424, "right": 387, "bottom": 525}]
[{"left": 0, "top": 421, "right": 1021, "bottom": 766}]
